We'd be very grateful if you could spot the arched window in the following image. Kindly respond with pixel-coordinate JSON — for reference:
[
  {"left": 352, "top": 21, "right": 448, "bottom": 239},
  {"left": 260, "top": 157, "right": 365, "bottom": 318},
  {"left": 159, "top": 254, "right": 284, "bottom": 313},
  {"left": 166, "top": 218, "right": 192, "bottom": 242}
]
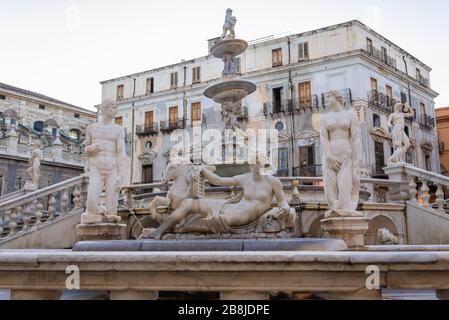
[
  {"left": 373, "top": 114, "right": 381, "bottom": 128},
  {"left": 33, "top": 121, "right": 44, "bottom": 132},
  {"left": 69, "top": 129, "right": 81, "bottom": 141}
]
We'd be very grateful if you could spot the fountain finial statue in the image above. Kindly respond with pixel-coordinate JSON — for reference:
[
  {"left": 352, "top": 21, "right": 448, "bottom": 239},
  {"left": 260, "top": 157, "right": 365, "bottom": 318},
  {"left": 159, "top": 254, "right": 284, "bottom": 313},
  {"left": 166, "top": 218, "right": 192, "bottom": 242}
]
[
  {"left": 387, "top": 103, "right": 415, "bottom": 164},
  {"left": 220, "top": 8, "right": 237, "bottom": 40},
  {"left": 320, "top": 91, "right": 363, "bottom": 217}
]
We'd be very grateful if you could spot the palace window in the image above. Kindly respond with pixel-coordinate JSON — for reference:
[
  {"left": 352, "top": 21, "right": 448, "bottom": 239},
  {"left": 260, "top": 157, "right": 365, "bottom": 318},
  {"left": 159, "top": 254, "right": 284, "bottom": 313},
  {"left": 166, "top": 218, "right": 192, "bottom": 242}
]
[
  {"left": 366, "top": 38, "right": 373, "bottom": 54},
  {"left": 298, "top": 81, "right": 312, "bottom": 108},
  {"left": 401, "top": 92, "right": 407, "bottom": 104},
  {"left": 406, "top": 151, "right": 413, "bottom": 164},
  {"left": 272, "top": 48, "right": 283, "bottom": 67},
  {"left": 74, "top": 113, "right": 80, "bottom": 119},
  {"left": 0, "top": 95, "right": 5, "bottom": 100},
  {"left": 39, "top": 104, "right": 46, "bottom": 110},
  {"left": 425, "top": 154, "right": 432, "bottom": 171},
  {"left": 69, "top": 129, "right": 81, "bottom": 141},
  {"left": 169, "top": 106, "right": 178, "bottom": 125},
  {"left": 144, "top": 111, "right": 154, "bottom": 127},
  {"left": 370, "top": 77, "right": 378, "bottom": 92},
  {"left": 191, "top": 102, "right": 201, "bottom": 125},
  {"left": 146, "top": 78, "right": 154, "bottom": 94},
  {"left": 381, "top": 47, "right": 387, "bottom": 63},
  {"left": 276, "top": 148, "right": 288, "bottom": 176},
  {"left": 298, "top": 42, "right": 309, "bottom": 61},
  {"left": 420, "top": 102, "right": 426, "bottom": 117},
  {"left": 373, "top": 114, "right": 381, "bottom": 127},
  {"left": 386, "top": 85, "right": 393, "bottom": 106},
  {"left": 170, "top": 72, "right": 178, "bottom": 88},
  {"left": 192, "top": 67, "right": 201, "bottom": 84},
  {"left": 272, "top": 87, "right": 283, "bottom": 113},
  {"left": 116, "top": 85, "right": 124, "bottom": 101},
  {"left": 33, "top": 121, "right": 44, "bottom": 132},
  {"left": 416, "top": 68, "right": 421, "bottom": 81}
]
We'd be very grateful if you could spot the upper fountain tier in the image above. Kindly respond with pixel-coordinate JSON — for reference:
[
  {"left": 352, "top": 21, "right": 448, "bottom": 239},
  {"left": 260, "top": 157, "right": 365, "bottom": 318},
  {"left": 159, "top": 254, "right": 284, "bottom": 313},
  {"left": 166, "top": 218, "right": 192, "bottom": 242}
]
[
  {"left": 210, "top": 38, "right": 248, "bottom": 60},
  {"left": 204, "top": 80, "right": 256, "bottom": 104}
]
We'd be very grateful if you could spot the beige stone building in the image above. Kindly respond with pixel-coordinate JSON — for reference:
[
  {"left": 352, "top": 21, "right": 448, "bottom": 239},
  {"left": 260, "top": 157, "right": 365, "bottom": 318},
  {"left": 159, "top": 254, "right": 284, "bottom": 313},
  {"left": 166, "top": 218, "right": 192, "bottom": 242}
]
[{"left": 0, "top": 82, "right": 96, "bottom": 195}]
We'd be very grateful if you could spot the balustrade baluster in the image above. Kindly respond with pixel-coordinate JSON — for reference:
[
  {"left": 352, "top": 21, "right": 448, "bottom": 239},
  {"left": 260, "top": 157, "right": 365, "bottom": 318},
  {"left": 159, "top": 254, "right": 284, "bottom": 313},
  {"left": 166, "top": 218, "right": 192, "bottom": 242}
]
[
  {"left": 22, "top": 203, "right": 32, "bottom": 231},
  {"left": 35, "top": 199, "right": 44, "bottom": 226},
  {"left": 48, "top": 195, "right": 56, "bottom": 221},
  {"left": 61, "top": 189, "right": 69, "bottom": 215},
  {"left": 435, "top": 184, "right": 445, "bottom": 214},
  {"left": 8, "top": 208, "right": 17, "bottom": 236},
  {"left": 421, "top": 179, "right": 430, "bottom": 207},
  {"left": 291, "top": 180, "right": 301, "bottom": 203},
  {"left": 0, "top": 211, "right": 4, "bottom": 237},
  {"left": 73, "top": 185, "right": 81, "bottom": 209},
  {"left": 409, "top": 177, "right": 417, "bottom": 203}
]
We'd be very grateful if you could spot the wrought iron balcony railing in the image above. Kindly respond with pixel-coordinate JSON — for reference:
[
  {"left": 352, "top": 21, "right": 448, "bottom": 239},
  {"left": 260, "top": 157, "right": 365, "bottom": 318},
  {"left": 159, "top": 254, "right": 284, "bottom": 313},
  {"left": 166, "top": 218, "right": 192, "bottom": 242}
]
[
  {"left": 160, "top": 118, "right": 186, "bottom": 132},
  {"left": 136, "top": 123, "right": 159, "bottom": 136},
  {"left": 368, "top": 90, "right": 397, "bottom": 114},
  {"left": 419, "top": 114, "right": 435, "bottom": 130},
  {"left": 371, "top": 164, "right": 387, "bottom": 177},
  {"left": 366, "top": 45, "right": 397, "bottom": 69},
  {"left": 293, "top": 164, "right": 323, "bottom": 177}
]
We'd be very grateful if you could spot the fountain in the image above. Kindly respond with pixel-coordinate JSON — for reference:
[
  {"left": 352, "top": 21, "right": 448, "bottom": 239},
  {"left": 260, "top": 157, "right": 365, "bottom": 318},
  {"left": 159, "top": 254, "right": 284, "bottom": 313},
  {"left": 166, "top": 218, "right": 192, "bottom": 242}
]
[{"left": 203, "top": 8, "right": 256, "bottom": 130}]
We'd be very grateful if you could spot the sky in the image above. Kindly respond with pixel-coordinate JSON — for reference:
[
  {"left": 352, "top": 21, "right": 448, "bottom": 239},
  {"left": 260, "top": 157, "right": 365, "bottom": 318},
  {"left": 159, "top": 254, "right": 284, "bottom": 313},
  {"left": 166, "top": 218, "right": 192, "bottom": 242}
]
[{"left": 1, "top": 0, "right": 448, "bottom": 111}]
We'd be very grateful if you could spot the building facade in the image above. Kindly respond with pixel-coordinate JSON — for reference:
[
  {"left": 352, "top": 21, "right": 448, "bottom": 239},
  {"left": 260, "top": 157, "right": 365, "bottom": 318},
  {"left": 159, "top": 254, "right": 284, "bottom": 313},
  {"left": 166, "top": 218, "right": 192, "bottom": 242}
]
[
  {"left": 0, "top": 82, "right": 96, "bottom": 195},
  {"left": 436, "top": 107, "right": 449, "bottom": 176},
  {"left": 100, "top": 20, "right": 439, "bottom": 185}
]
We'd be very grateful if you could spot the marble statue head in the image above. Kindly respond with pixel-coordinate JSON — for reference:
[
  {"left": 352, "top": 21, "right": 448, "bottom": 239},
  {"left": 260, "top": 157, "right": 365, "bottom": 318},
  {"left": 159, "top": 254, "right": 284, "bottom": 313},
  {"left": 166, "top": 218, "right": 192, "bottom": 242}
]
[
  {"left": 394, "top": 102, "right": 404, "bottom": 112},
  {"left": 99, "top": 99, "right": 118, "bottom": 120},
  {"left": 226, "top": 8, "right": 232, "bottom": 14},
  {"left": 326, "top": 91, "right": 345, "bottom": 111},
  {"left": 32, "top": 139, "right": 43, "bottom": 148}
]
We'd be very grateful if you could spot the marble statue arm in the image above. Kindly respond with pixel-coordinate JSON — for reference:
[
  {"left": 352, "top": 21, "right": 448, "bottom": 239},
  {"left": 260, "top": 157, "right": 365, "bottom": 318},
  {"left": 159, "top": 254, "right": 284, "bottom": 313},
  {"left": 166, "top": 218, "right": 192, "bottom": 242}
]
[
  {"left": 115, "top": 127, "right": 127, "bottom": 191},
  {"left": 84, "top": 125, "right": 103, "bottom": 156},
  {"left": 271, "top": 177, "right": 290, "bottom": 213},
  {"left": 201, "top": 167, "right": 240, "bottom": 187},
  {"left": 350, "top": 113, "right": 363, "bottom": 167},
  {"left": 404, "top": 105, "right": 415, "bottom": 118},
  {"left": 320, "top": 119, "right": 340, "bottom": 171}
]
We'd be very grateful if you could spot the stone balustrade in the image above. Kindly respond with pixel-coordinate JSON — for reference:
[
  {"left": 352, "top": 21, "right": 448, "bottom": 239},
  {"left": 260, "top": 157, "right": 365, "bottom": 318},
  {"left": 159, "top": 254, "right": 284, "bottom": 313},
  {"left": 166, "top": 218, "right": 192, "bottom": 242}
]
[
  {"left": 1, "top": 249, "right": 449, "bottom": 300},
  {"left": 0, "top": 142, "right": 85, "bottom": 167},
  {"left": 0, "top": 175, "right": 89, "bottom": 242}
]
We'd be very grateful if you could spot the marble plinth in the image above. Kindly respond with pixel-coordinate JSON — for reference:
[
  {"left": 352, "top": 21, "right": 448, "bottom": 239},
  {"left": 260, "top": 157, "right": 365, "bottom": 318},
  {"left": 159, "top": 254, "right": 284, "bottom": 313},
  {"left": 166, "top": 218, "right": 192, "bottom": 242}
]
[
  {"left": 76, "top": 223, "right": 127, "bottom": 241},
  {"left": 321, "top": 217, "right": 370, "bottom": 249},
  {"left": 73, "top": 238, "right": 348, "bottom": 252}
]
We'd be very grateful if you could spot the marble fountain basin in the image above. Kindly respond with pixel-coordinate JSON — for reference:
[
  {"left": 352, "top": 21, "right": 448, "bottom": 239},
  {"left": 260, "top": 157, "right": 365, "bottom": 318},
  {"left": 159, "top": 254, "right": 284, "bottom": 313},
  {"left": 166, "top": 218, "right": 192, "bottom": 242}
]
[
  {"left": 72, "top": 239, "right": 348, "bottom": 252},
  {"left": 210, "top": 39, "right": 248, "bottom": 58},
  {"left": 204, "top": 80, "right": 257, "bottom": 104}
]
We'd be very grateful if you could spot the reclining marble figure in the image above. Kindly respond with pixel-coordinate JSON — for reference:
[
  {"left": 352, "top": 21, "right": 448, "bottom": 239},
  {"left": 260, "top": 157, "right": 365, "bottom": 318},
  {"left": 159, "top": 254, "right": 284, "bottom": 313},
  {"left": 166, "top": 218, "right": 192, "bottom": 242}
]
[
  {"left": 143, "top": 155, "right": 292, "bottom": 239},
  {"left": 320, "top": 90, "right": 363, "bottom": 218},
  {"left": 81, "top": 99, "right": 127, "bottom": 224}
]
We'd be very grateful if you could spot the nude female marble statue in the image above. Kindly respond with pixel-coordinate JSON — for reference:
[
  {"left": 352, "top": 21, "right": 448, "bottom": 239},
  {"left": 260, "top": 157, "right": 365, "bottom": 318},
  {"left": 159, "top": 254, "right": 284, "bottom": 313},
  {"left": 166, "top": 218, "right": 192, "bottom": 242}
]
[
  {"left": 220, "top": 8, "right": 237, "bottom": 40},
  {"left": 145, "top": 154, "right": 291, "bottom": 239},
  {"left": 81, "top": 99, "right": 127, "bottom": 224},
  {"left": 24, "top": 140, "right": 43, "bottom": 191},
  {"left": 320, "top": 91, "right": 363, "bottom": 217},
  {"left": 387, "top": 103, "right": 414, "bottom": 164}
]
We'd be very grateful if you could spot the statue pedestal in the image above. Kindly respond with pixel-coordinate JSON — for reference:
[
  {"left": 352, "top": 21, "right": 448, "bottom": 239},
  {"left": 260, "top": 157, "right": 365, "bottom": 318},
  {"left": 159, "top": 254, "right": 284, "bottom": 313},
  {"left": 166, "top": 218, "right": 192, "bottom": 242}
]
[
  {"left": 76, "top": 223, "right": 127, "bottom": 241},
  {"left": 321, "top": 215, "right": 369, "bottom": 249}
]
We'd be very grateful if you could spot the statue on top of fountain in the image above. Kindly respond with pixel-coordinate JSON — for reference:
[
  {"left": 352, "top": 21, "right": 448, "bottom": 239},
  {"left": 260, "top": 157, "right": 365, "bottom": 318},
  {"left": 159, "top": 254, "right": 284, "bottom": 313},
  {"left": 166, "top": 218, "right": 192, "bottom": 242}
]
[
  {"left": 141, "top": 153, "right": 296, "bottom": 240},
  {"left": 221, "top": 8, "right": 237, "bottom": 40}
]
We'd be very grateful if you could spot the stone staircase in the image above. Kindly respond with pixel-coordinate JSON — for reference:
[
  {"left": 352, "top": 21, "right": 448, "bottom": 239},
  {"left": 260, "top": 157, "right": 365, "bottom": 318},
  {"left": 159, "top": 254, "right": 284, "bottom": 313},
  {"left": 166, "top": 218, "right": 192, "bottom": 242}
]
[{"left": 0, "top": 175, "right": 88, "bottom": 249}]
